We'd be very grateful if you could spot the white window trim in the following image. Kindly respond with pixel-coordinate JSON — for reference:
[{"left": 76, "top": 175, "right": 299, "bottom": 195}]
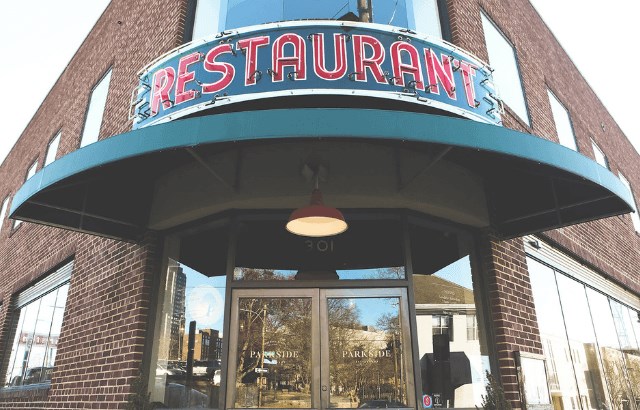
[
  {"left": 547, "top": 89, "right": 578, "bottom": 151},
  {"left": 80, "top": 69, "right": 112, "bottom": 148},
  {"left": 45, "top": 131, "right": 61, "bottom": 166},
  {"left": 26, "top": 160, "right": 38, "bottom": 180},
  {"left": 0, "top": 197, "right": 8, "bottom": 234},
  {"left": 524, "top": 235, "right": 640, "bottom": 310},
  {"left": 16, "top": 261, "right": 73, "bottom": 307},
  {"left": 481, "top": 11, "right": 530, "bottom": 126},
  {"left": 192, "top": 0, "right": 225, "bottom": 40},
  {"left": 618, "top": 173, "right": 640, "bottom": 233},
  {"left": 591, "top": 139, "right": 607, "bottom": 169},
  {"left": 407, "top": 0, "right": 443, "bottom": 38}
]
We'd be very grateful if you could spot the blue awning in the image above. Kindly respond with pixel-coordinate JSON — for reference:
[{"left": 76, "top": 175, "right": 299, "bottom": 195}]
[{"left": 10, "top": 108, "right": 634, "bottom": 240}]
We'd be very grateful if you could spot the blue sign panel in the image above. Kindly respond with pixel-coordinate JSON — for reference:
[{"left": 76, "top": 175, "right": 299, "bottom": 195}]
[{"left": 131, "top": 21, "right": 502, "bottom": 128}]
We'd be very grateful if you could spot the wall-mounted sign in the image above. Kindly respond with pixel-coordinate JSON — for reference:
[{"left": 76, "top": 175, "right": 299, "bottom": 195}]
[
  {"left": 515, "top": 352, "right": 553, "bottom": 410},
  {"left": 131, "top": 21, "right": 501, "bottom": 128}
]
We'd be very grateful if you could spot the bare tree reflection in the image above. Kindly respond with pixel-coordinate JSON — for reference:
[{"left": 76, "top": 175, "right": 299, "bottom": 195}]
[
  {"left": 235, "top": 297, "right": 312, "bottom": 408},
  {"left": 328, "top": 298, "right": 406, "bottom": 408}
]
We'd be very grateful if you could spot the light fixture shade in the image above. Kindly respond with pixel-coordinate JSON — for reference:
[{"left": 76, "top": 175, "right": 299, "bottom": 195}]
[{"left": 286, "top": 189, "right": 348, "bottom": 237}]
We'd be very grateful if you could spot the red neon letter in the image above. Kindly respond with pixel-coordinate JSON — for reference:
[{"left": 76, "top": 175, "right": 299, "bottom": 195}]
[
  {"left": 272, "top": 33, "right": 306, "bottom": 82},
  {"left": 150, "top": 67, "right": 176, "bottom": 116},
  {"left": 237, "top": 36, "right": 270, "bottom": 86},
  {"left": 352, "top": 35, "right": 387, "bottom": 84},
  {"left": 390, "top": 41, "right": 425, "bottom": 91},
  {"left": 312, "top": 33, "right": 347, "bottom": 81},
  {"left": 459, "top": 61, "right": 478, "bottom": 108},
  {"left": 202, "top": 44, "right": 236, "bottom": 94},
  {"left": 424, "top": 49, "right": 456, "bottom": 99},
  {"left": 175, "top": 52, "right": 202, "bottom": 105}
]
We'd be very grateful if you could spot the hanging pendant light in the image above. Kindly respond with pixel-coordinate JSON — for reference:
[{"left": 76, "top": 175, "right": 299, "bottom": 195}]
[{"left": 286, "top": 177, "right": 348, "bottom": 237}]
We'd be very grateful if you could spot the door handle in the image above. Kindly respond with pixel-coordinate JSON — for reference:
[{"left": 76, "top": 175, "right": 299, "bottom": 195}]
[{"left": 322, "top": 385, "right": 328, "bottom": 392}]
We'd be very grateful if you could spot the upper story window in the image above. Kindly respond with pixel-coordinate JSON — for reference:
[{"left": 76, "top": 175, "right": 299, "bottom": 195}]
[
  {"left": 44, "top": 131, "right": 61, "bottom": 166},
  {"left": 3, "top": 262, "right": 72, "bottom": 388},
  {"left": 591, "top": 139, "right": 608, "bottom": 168},
  {"left": 26, "top": 161, "right": 38, "bottom": 180},
  {"left": 80, "top": 69, "right": 112, "bottom": 148},
  {"left": 618, "top": 173, "right": 640, "bottom": 233},
  {"left": 410, "top": 0, "right": 442, "bottom": 38},
  {"left": 226, "top": 0, "right": 407, "bottom": 29},
  {"left": 480, "top": 12, "right": 529, "bottom": 126},
  {"left": 192, "top": 0, "right": 222, "bottom": 40},
  {"left": 14, "top": 161, "right": 39, "bottom": 229},
  {"left": 189, "top": 0, "right": 442, "bottom": 41},
  {"left": 547, "top": 90, "right": 578, "bottom": 151},
  {"left": 0, "top": 197, "right": 8, "bottom": 235}
]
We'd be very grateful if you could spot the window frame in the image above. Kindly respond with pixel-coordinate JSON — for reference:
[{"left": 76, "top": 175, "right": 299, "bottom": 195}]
[
  {"left": 547, "top": 89, "right": 578, "bottom": 151},
  {"left": 466, "top": 314, "right": 478, "bottom": 341},
  {"left": 186, "top": 0, "right": 447, "bottom": 42},
  {"left": 0, "top": 196, "right": 9, "bottom": 235},
  {"left": 618, "top": 173, "right": 640, "bottom": 233},
  {"left": 44, "top": 131, "right": 62, "bottom": 166},
  {"left": 591, "top": 139, "right": 608, "bottom": 169},
  {"left": 431, "top": 314, "right": 453, "bottom": 342},
  {"left": 480, "top": 11, "right": 530, "bottom": 126},
  {"left": 79, "top": 68, "right": 113, "bottom": 148},
  {"left": 13, "top": 160, "right": 39, "bottom": 230},
  {"left": 2, "top": 261, "right": 73, "bottom": 389},
  {"left": 406, "top": 0, "right": 446, "bottom": 39}
]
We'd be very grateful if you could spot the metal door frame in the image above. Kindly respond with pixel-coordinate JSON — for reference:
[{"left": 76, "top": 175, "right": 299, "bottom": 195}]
[{"left": 227, "top": 288, "right": 414, "bottom": 410}]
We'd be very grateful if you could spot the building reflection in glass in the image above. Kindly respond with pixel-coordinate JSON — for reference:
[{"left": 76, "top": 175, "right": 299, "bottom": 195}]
[
  {"left": 328, "top": 297, "right": 407, "bottom": 408},
  {"left": 152, "top": 260, "right": 226, "bottom": 408},
  {"left": 528, "top": 256, "right": 640, "bottom": 410},
  {"left": 413, "top": 255, "right": 491, "bottom": 408}
]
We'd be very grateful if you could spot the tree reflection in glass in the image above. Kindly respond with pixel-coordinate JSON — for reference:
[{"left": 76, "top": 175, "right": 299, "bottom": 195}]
[
  {"left": 555, "top": 274, "right": 609, "bottom": 410},
  {"left": 328, "top": 297, "right": 406, "bottom": 408},
  {"left": 235, "top": 298, "right": 312, "bottom": 408},
  {"left": 586, "top": 288, "right": 636, "bottom": 410},
  {"left": 609, "top": 300, "right": 640, "bottom": 408}
]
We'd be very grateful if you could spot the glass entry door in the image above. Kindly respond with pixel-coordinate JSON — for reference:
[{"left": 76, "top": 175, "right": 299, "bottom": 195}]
[{"left": 227, "top": 288, "right": 414, "bottom": 409}]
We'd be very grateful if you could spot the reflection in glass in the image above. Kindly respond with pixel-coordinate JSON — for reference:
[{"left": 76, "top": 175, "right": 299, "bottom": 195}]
[
  {"left": 587, "top": 289, "right": 637, "bottom": 410},
  {"left": 413, "top": 256, "right": 489, "bottom": 408},
  {"left": 3, "top": 284, "right": 69, "bottom": 387},
  {"left": 586, "top": 290, "right": 634, "bottom": 410},
  {"left": 224, "top": 0, "right": 410, "bottom": 29},
  {"left": 528, "top": 259, "right": 582, "bottom": 410},
  {"left": 328, "top": 297, "right": 406, "bottom": 408},
  {"left": 151, "top": 261, "right": 226, "bottom": 408},
  {"left": 193, "top": 0, "right": 222, "bottom": 40},
  {"left": 234, "top": 219, "right": 405, "bottom": 281},
  {"left": 620, "top": 305, "right": 640, "bottom": 407},
  {"left": 411, "top": 0, "right": 441, "bottom": 38},
  {"left": 234, "top": 298, "right": 312, "bottom": 408},
  {"left": 555, "top": 274, "right": 609, "bottom": 410},
  {"left": 234, "top": 267, "right": 405, "bottom": 281},
  {"left": 610, "top": 301, "right": 640, "bottom": 408}
]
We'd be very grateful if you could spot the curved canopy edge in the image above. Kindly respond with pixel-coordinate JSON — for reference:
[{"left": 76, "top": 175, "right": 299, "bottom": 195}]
[{"left": 10, "top": 109, "right": 634, "bottom": 240}]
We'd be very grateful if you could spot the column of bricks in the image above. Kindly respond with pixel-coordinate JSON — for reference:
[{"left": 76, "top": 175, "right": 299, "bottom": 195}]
[{"left": 477, "top": 234, "right": 544, "bottom": 410}]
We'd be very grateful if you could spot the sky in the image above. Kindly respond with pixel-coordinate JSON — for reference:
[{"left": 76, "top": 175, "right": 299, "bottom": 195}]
[{"left": 0, "top": 0, "right": 639, "bottom": 165}]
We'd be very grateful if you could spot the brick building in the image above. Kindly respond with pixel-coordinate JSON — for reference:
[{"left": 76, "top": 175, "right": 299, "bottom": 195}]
[{"left": 0, "top": 0, "right": 638, "bottom": 409}]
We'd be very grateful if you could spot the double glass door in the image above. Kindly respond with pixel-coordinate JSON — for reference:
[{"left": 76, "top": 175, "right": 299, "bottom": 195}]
[{"left": 227, "top": 288, "right": 415, "bottom": 409}]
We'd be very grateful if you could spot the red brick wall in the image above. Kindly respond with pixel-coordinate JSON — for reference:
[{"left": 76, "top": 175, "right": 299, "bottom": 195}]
[{"left": 0, "top": 0, "right": 185, "bottom": 408}]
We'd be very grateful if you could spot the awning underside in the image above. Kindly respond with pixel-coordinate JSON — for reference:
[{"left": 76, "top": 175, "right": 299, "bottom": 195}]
[{"left": 10, "top": 109, "right": 634, "bottom": 241}]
